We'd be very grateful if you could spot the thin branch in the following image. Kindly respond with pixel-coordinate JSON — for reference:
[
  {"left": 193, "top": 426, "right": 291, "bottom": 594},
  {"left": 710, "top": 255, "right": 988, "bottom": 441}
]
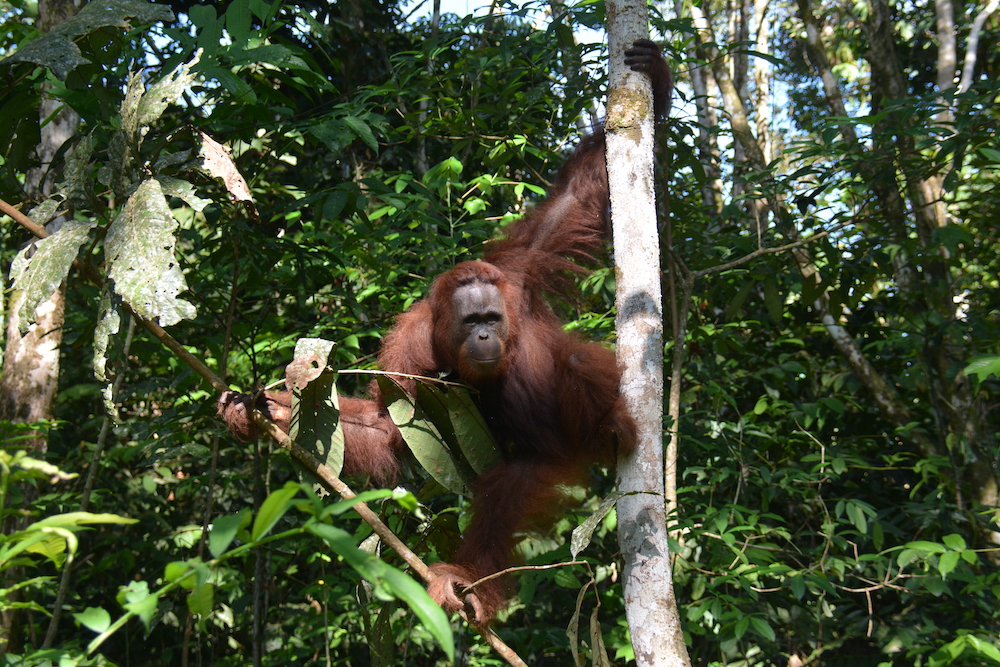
[
  {"left": 0, "top": 198, "right": 48, "bottom": 237},
  {"left": 465, "top": 560, "right": 590, "bottom": 592},
  {"left": 691, "top": 220, "right": 852, "bottom": 279}
]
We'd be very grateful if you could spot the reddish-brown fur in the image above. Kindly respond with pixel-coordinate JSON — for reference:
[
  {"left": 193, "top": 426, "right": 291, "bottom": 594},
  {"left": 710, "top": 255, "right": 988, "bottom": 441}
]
[{"left": 218, "top": 40, "right": 671, "bottom": 624}]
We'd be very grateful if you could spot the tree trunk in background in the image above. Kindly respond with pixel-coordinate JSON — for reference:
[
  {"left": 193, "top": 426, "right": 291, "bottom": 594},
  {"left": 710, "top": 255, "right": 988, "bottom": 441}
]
[
  {"left": 696, "top": 0, "right": 999, "bottom": 543},
  {"left": 414, "top": 0, "right": 441, "bottom": 176},
  {"left": 752, "top": 0, "right": 771, "bottom": 165},
  {"left": 0, "top": 0, "right": 82, "bottom": 654},
  {"left": 606, "top": 2, "right": 690, "bottom": 665},
  {"left": 683, "top": 17, "right": 723, "bottom": 217}
]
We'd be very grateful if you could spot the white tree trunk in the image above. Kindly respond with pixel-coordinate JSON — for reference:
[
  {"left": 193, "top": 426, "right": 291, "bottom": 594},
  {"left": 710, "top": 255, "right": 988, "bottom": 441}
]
[{"left": 606, "top": 2, "right": 690, "bottom": 665}]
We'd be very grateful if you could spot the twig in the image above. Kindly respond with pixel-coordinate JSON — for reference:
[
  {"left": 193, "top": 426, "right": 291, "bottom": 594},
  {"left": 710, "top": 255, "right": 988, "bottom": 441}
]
[
  {"left": 691, "top": 220, "right": 853, "bottom": 279},
  {"left": 0, "top": 198, "right": 48, "bottom": 237},
  {"left": 464, "top": 560, "right": 590, "bottom": 593}
]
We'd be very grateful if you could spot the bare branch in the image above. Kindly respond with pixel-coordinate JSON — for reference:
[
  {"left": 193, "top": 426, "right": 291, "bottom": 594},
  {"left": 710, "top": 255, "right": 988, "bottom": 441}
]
[{"left": 692, "top": 220, "right": 852, "bottom": 279}]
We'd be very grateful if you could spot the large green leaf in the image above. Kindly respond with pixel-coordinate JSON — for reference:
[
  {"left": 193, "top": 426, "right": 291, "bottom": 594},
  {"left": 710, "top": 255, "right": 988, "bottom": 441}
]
[
  {"left": 292, "top": 371, "right": 346, "bottom": 480},
  {"left": 447, "top": 386, "right": 502, "bottom": 475},
  {"left": 379, "top": 377, "right": 471, "bottom": 495},
  {"left": 251, "top": 482, "right": 300, "bottom": 542},
  {"left": 288, "top": 339, "right": 345, "bottom": 480},
  {"left": 105, "top": 178, "right": 196, "bottom": 326}
]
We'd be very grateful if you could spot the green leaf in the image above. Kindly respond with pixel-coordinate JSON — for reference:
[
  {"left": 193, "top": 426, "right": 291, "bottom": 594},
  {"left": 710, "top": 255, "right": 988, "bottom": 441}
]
[
  {"left": 290, "top": 369, "right": 345, "bottom": 480},
  {"left": 0, "top": 0, "right": 175, "bottom": 79},
  {"left": 157, "top": 176, "right": 210, "bottom": 212},
  {"left": 9, "top": 218, "right": 95, "bottom": 334},
  {"left": 965, "top": 356, "right": 1000, "bottom": 381},
  {"left": 978, "top": 147, "right": 1000, "bottom": 164},
  {"left": 225, "top": 0, "right": 252, "bottom": 45},
  {"left": 117, "top": 580, "right": 151, "bottom": 607},
  {"left": 941, "top": 533, "right": 966, "bottom": 550},
  {"left": 318, "top": 489, "right": 394, "bottom": 519},
  {"left": 74, "top": 607, "right": 111, "bottom": 633},
  {"left": 105, "top": 178, "right": 197, "bottom": 326},
  {"left": 904, "top": 540, "right": 948, "bottom": 554},
  {"left": 209, "top": 509, "right": 251, "bottom": 558},
  {"left": 734, "top": 615, "right": 750, "bottom": 640},
  {"left": 870, "top": 520, "right": 884, "bottom": 551},
  {"left": 187, "top": 583, "right": 215, "bottom": 617},
  {"left": 380, "top": 378, "right": 471, "bottom": 495},
  {"left": 251, "top": 482, "right": 300, "bottom": 541},
  {"left": 32, "top": 512, "right": 137, "bottom": 528},
  {"left": 846, "top": 502, "right": 867, "bottom": 534},
  {"left": 923, "top": 576, "right": 949, "bottom": 596},
  {"left": 570, "top": 492, "right": 623, "bottom": 558},
  {"left": 965, "top": 635, "right": 1000, "bottom": 662},
  {"left": 164, "top": 562, "right": 197, "bottom": 589},
  {"left": 138, "top": 52, "right": 200, "bottom": 129},
  {"left": 94, "top": 288, "right": 124, "bottom": 390},
  {"left": 748, "top": 616, "right": 776, "bottom": 642},
  {"left": 414, "top": 383, "right": 459, "bottom": 450},
  {"left": 448, "top": 387, "right": 502, "bottom": 475},
  {"left": 763, "top": 279, "right": 783, "bottom": 323},
  {"left": 789, "top": 574, "right": 805, "bottom": 600},
  {"left": 724, "top": 279, "right": 755, "bottom": 320},
  {"left": 125, "top": 593, "right": 159, "bottom": 629},
  {"left": 938, "top": 551, "right": 960, "bottom": 578},
  {"left": 19, "top": 532, "right": 70, "bottom": 566},
  {"left": 343, "top": 115, "right": 378, "bottom": 151}
]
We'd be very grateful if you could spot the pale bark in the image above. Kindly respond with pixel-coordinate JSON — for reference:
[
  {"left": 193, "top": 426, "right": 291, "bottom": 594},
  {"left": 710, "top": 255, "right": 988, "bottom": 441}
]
[
  {"left": 795, "top": 0, "right": 921, "bottom": 296},
  {"left": 415, "top": 0, "right": 441, "bottom": 176},
  {"left": 935, "top": 0, "right": 957, "bottom": 124},
  {"left": 958, "top": 0, "right": 1000, "bottom": 93},
  {"left": 794, "top": 0, "right": 857, "bottom": 144},
  {"left": 606, "top": 2, "right": 689, "bottom": 665},
  {"left": 752, "top": 0, "right": 771, "bottom": 165},
  {"left": 689, "top": 3, "right": 768, "bottom": 170},
  {"left": 685, "top": 48, "right": 723, "bottom": 215},
  {"left": 727, "top": 0, "right": 748, "bottom": 204}
]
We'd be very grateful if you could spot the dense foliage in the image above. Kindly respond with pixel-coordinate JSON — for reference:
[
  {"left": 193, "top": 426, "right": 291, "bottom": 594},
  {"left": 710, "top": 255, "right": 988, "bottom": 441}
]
[{"left": 0, "top": 0, "right": 998, "bottom": 665}]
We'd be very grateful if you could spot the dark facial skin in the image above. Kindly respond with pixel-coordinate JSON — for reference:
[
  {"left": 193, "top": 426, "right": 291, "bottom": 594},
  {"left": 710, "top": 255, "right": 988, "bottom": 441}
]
[{"left": 452, "top": 282, "right": 508, "bottom": 378}]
